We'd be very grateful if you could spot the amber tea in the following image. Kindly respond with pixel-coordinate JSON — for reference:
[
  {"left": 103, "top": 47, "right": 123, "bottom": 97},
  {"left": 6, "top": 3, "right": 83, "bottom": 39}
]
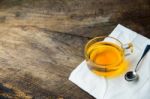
[{"left": 85, "top": 37, "right": 133, "bottom": 77}]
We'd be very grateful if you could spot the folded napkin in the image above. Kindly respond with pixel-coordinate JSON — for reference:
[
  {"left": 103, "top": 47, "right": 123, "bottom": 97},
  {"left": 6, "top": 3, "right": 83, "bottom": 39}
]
[{"left": 69, "top": 24, "right": 150, "bottom": 99}]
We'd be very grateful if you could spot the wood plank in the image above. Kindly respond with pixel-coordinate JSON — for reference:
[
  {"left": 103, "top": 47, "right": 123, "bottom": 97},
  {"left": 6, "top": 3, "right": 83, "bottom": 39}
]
[
  {"left": 0, "top": 0, "right": 149, "bottom": 38},
  {"left": 0, "top": 26, "right": 94, "bottom": 98}
]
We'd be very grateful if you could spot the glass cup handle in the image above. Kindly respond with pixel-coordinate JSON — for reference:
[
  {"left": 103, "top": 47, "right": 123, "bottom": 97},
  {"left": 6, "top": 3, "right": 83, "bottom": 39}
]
[{"left": 123, "top": 43, "right": 133, "bottom": 56}]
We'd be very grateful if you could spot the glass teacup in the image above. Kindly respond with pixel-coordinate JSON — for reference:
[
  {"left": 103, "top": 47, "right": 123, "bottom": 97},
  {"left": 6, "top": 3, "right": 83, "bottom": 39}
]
[{"left": 84, "top": 36, "right": 133, "bottom": 77}]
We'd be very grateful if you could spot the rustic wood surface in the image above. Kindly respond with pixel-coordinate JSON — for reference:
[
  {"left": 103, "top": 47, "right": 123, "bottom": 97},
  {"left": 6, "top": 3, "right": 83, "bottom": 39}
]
[{"left": 0, "top": 0, "right": 149, "bottom": 99}]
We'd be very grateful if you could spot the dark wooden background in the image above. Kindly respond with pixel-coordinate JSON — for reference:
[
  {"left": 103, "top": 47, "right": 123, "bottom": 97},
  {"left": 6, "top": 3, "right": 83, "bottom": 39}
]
[{"left": 0, "top": 0, "right": 149, "bottom": 98}]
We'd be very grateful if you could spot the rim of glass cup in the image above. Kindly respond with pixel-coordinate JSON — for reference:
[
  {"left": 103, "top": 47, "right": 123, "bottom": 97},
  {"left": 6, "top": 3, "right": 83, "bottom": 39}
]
[{"left": 84, "top": 36, "right": 125, "bottom": 68}]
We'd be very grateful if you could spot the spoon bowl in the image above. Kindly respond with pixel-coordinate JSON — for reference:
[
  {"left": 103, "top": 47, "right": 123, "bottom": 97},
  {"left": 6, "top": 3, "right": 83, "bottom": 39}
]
[{"left": 125, "top": 71, "right": 138, "bottom": 81}]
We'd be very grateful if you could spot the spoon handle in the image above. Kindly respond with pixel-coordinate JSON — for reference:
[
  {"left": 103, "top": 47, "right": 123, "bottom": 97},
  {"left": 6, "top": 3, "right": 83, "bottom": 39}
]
[{"left": 135, "top": 45, "right": 150, "bottom": 72}]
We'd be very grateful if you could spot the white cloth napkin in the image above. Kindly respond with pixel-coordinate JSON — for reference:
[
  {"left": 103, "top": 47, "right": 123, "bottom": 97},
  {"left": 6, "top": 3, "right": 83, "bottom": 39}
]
[{"left": 69, "top": 24, "right": 150, "bottom": 99}]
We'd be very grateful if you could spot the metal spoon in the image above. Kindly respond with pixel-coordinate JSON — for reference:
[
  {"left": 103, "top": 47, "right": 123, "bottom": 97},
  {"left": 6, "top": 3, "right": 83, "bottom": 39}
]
[{"left": 125, "top": 45, "right": 150, "bottom": 81}]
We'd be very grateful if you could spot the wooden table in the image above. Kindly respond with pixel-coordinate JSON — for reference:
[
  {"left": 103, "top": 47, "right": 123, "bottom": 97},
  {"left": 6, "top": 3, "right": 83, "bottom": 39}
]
[{"left": 0, "top": 0, "right": 149, "bottom": 98}]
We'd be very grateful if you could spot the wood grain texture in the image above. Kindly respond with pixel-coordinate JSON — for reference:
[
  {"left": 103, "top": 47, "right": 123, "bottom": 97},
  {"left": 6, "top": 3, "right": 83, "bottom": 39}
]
[
  {"left": 0, "top": 0, "right": 149, "bottom": 98},
  {"left": 0, "top": 26, "right": 93, "bottom": 99}
]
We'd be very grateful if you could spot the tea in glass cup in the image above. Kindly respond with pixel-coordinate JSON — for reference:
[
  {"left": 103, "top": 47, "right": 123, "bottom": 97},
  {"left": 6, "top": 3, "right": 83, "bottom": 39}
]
[{"left": 84, "top": 36, "right": 133, "bottom": 77}]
